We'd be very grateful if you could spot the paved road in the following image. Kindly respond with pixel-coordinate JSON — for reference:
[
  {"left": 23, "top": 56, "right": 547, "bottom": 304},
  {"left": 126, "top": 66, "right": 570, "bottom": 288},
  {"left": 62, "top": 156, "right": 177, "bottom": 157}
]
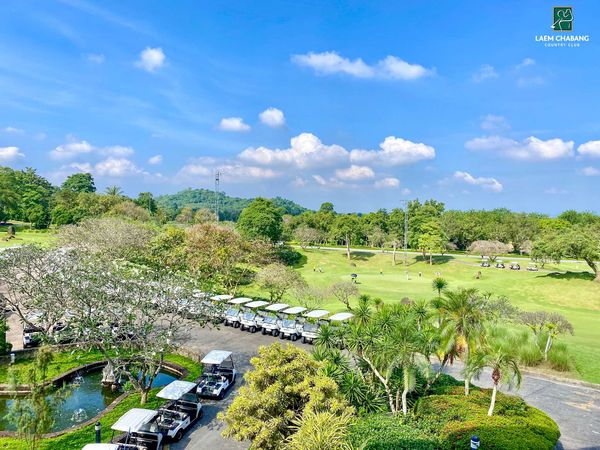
[{"left": 172, "top": 324, "right": 599, "bottom": 450}]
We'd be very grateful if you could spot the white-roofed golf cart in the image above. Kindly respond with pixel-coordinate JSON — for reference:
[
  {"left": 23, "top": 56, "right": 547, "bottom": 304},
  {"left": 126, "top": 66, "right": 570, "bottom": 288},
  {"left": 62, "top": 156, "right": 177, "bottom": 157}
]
[
  {"left": 279, "top": 306, "right": 307, "bottom": 341},
  {"left": 239, "top": 300, "right": 270, "bottom": 333},
  {"left": 301, "top": 310, "right": 330, "bottom": 344},
  {"left": 82, "top": 445, "right": 141, "bottom": 450},
  {"left": 328, "top": 312, "right": 354, "bottom": 323},
  {"left": 223, "top": 297, "right": 253, "bottom": 328},
  {"left": 210, "top": 294, "right": 234, "bottom": 302},
  {"left": 259, "top": 303, "right": 289, "bottom": 336},
  {"left": 197, "top": 350, "right": 237, "bottom": 399},
  {"left": 154, "top": 380, "right": 203, "bottom": 441},
  {"left": 109, "top": 408, "right": 163, "bottom": 450}
]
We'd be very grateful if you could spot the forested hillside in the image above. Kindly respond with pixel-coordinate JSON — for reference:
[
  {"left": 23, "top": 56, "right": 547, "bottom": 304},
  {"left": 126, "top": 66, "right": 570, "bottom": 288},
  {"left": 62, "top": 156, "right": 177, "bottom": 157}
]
[{"left": 156, "top": 188, "right": 308, "bottom": 221}]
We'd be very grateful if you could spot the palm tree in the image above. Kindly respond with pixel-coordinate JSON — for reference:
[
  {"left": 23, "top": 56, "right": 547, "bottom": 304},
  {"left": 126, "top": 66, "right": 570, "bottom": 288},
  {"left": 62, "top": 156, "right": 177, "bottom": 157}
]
[
  {"left": 353, "top": 295, "right": 373, "bottom": 327},
  {"left": 105, "top": 185, "right": 123, "bottom": 196},
  {"left": 411, "top": 299, "right": 430, "bottom": 331},
  {"left": 438, "top": 288, "right": 486, "bottom": 395},
  {"left": 464, "top": 344, "right": 522, "bottom": 416},
  {"left": 432, "top": 277, "right": 448, "bottom": 298}
]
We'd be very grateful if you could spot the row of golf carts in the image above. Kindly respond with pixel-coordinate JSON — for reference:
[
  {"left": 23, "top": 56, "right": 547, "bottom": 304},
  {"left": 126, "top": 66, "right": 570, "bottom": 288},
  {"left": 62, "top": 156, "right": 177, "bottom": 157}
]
[
  {"left": 480, "top": 258, "right": 539, "bottom": 271},
  {"left": 82, "top": 350, "right": 236, "bottom": 450},
  {"left": 216, "top": 295, "right": 354, "bottom": 344}
]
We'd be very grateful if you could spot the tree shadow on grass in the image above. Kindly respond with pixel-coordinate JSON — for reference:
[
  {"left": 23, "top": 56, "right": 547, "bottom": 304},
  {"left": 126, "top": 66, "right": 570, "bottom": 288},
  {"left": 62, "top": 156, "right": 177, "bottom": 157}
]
[
  {"left": 414, "top": 255, "right": 455, "bottom": 265},
  {"left": 538, "top": 271, "right": 595, "bottom": 281},
  {"left": 292, "top": 252, "right": 308, "bottom": 269},
  {"left": 349, "top": 251, "right": 376, "bottom": 261}
]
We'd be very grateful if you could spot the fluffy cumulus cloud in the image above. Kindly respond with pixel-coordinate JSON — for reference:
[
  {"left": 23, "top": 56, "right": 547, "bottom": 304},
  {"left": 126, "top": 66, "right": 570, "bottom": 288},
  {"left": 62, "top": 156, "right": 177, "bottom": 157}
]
[
  {"left": 99, "top": 145, "right": 135, "bottom": 157},
  {"left": 581, "top": 166, "right": 600, "bottom": 176},
  {"left": 291, "top": 51, "right": 432, "bottom": 80},
  {"left": 453, "top": 171, "right": 503, "bottom": 192},
  {"left": 148, "top": 154, "right": 163, "bottom": 165},
  {"left": 95, "top": 158, "right": 143, "bottom": 177},
  {"left": 480, "top": 115, "right": 510, "bottom": 132},
  {"left": 50, "top": 139, "right": 93, "bottom": 160},
  {"left": 219, "top": 117, "right": 251, "bottom": 132},
  {"left": 577, "top": 140, "right": 600, "bottom": 158},
  {"left": 472, "top": 64, "right": 498, "bottom": 82},
  {"left": 465, "top": 136, "right": 574, "bottom": 160},
  {"left": 350, "top": 136, "right": 436, "bottom": 166},
  {"left": 334, "top": 165, "right": 375, "bottom": 181},
  {"left": 136, "top": 47, "right": 165, "bottom": 72},
  {"left": 515, "top": 57, "right": 535, "bottom": 70},
  {"left": 239, "top": 133, "right": 348, "bottom": 169},
  {"left": 0, "top": 146, "right": 25, "bottom": 162},
  {"left": 374, "top": 177, "right": 400, "bottom": 189},
  {"left": 176, "top": 156, "right": 278, "bottom": 184},
  {"left": 259, "top": 107, "right": 285, "bottom": 127}
]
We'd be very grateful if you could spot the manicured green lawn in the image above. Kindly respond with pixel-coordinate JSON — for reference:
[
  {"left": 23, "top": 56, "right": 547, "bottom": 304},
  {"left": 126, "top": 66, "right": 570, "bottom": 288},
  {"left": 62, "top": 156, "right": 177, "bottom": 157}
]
[
  {"left": 0, "top": 352, "right": 201, "bottom": 449},
  {"left": 249, "top": 248, "right": 600, "bottom": 384},
  {"left": 0, "top": 225, "right": 56, "bottom": 248}
]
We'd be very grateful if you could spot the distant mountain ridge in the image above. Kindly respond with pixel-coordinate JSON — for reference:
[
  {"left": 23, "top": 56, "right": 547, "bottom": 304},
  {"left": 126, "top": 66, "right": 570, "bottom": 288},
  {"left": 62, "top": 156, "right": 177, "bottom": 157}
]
[{"left": 155, "top": 188, "right": 308, "bottom": 221}]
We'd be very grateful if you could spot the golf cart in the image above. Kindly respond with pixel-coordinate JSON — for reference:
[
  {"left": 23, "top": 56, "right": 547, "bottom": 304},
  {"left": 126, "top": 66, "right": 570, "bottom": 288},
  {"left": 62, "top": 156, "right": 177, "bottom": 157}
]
[
  {"left": 223, "top": 297, "right": 253, "bottom": 328},
  {"left": 110, "top": 408, "right": 164, "bottom": 450},
  {"left": 197, "top": 350, "right": 237, "bottom": 399},
  {"left": 480, "top": 257, "right": 491, "bottom": 267},
  {"left": 210, "top": 294, "right": 234, "bottom": 302},
  {"left": 279, "top": 306, "right": 307, "bottom": 341},
  {"left": 527, "top": 263, "right": 539, "bottom": 272},
  {"left": 495, "top": 259, "right": 505, "bottom": 269},
  {"left": 259, "top": 303, "right": 289, "bottom": 336},
  {"left": 239, "top": 300, "right": 270, "bottom": 333},
  {"left": 509, "top": 262, "right": 521, "bottom": 271},
  {"left": 155, "top": 380, "right": 203, "bottom": 441},
  {"left": 22, "top": 325, "right": 43, "bottom": 348},
  {"left": 328, "top": 312, "right": 355, "bottom": 331},
  {"left": 301, "top": 309, "right": 330, "bottom": 344}
]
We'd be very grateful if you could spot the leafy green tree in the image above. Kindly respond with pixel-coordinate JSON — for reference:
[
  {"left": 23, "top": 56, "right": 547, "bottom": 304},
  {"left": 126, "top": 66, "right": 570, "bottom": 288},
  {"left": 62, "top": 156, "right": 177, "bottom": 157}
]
[
  {"left": 14, "top": 168, "right": 54, "bottom": 228},
  {"left": 0, "top": 167, "right": 19, "bottom": 222},
  {"left": 520, "top": 311, "right": 574, "bottom": 361},
  {"left": 105, "top": 185, "right": 123, "bottom": 196},
  {"left": 464, "top": 343, "right": 522, "bottom": 416},
  {"left": 418, "top": 220, "right": 446, "bottom": 264},
  {"left": 61, "top": 172, "right": 96, "bottom": 193},
  {"left": 330, "top": 214, "right": 362, "bottom": 260},
  {"left": 432, "top": 277, "right": 448, "bottom": 298},
  {"left": 219, "top": 344, "right": 353, "bottom": 450},
  {"left": 135, "top": 191, "right": 157, "bottom": 213},
  {"left": 437, "top": 288, "right": 486, "bottom": 395},
  {"left": 256, "top": 263, "right": 306, "bottom": 301},
  {"left": 237, "top": 197, "right": 283, "bottom": 243}
]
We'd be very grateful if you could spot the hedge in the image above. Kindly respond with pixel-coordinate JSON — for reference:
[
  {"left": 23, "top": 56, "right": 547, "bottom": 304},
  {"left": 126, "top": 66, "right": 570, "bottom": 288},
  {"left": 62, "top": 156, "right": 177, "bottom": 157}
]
[{"left": 347, "top": 414, "right": 439, "bottom": 449}]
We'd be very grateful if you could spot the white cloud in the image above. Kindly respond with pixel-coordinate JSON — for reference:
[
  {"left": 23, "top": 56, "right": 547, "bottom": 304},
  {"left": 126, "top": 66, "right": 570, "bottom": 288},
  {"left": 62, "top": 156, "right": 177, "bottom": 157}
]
[
  {"left": 480, "top": 115, "right": 510, "bottom": 132},
  {"left": 176, "top": 158, "right": 278, "bottom": 184},
  {"left": 99, "top": 145, "right": 134, "bottom": 157},
  {"left": 136, "top": 47, "right": 165, "bottom": 72},
  {"left": 311, "top": 174, "right": 345, "bottom": 188},
  {"left": 334, "top": 165, "right": 375, "bottom": 181},
  {"left": 374, "top": 177, "right": 400, "bottom": 189},
  {"left": 577, "top": 140, "right": 600, "bottom": 158},
  {"left": 472, "top": 64, "right": 498, "bottom": 82},
  {"left": 50, "top": 139, "right": 93, "bottom": 160},
  {"left": 95, "top": 158, "right": 142, "bottom": 177},
  {"left": 2, "top": 126, "right": 24, "bottom": 134},
  {"left": 291, "top": 51, "right": 432, "bottom": 80},
  {"left": 453, "top": 171, "right": 503, "bottom": 192},
  {"left": 0, "top": 146, "right": 25, "bottom": 162},
  {"left": 517, "top": 76, "right": 544, "bottom": 88},
  {"left": 465, "top": 135, "right": 574, "bottom": 160},
  {"left": 515, "top": 58, "right": 535, "bottom": 70},
  {"left": 219, "top": 117, "right": 251, "bottom": 132},
  {"left": 239, "top": 133, "right": 347, "bottom": 168},
  {"left": 67, "top": 162, "right": 94, "bottom": 173},
  {"left": 259, "top": 107, "right": 285, "bottom": 127},
  {"left": 87, "top": 53, "right": 105, "bottom": 64},
  {"left": 292, "top": 177, "right": 306, "bottom": 187},
  {"left": 148, "top": 154, "right": 163, "bottom": 165},
  {"left": 313, "top": 175, "right": 327, "bottom": 186},
  {"left": 350, "top": 136, "right": 436, "bottom": 166},
  {"left": 177, "top": 163, "right": 212, "bottom": 178},
  {"left": 581, "top": 166, "right": 600, "bottom": 176}
]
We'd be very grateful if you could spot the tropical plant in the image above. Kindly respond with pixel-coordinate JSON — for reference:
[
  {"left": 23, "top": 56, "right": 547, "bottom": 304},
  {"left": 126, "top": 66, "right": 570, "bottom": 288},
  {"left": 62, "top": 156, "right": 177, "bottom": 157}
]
[{"left": 431, "top": 277, "right": 448, "bottom": 297}]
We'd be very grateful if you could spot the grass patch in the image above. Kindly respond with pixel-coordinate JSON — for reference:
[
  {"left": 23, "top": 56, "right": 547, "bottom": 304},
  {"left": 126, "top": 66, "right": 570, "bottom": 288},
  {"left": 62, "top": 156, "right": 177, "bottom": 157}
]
[
  {"left": 0, "top": 352, "right": 201, "bottom": 449},
  {"left": 0, "top": 225, "right": 56, "bottom": 249}
]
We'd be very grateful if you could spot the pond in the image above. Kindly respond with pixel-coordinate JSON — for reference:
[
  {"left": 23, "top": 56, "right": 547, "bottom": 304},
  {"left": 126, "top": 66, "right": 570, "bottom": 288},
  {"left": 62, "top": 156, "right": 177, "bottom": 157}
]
[{"left": 0, "top": 367, "right": 177, "bottom": 432}]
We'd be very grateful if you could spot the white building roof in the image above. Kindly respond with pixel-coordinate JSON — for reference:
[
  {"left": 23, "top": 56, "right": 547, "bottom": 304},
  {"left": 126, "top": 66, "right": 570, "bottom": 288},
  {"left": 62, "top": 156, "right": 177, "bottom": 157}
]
[
  {"left": 328, "top": 312, "right": 354, "bottom": 322},
  {"left": 282, "top": 306, "right": 307, "bottom": 315},
  {"left": 228, "top": 297, "right": 254, "bottom": 305},
  {"left": 304, "top": 309, "right": 330, "bottom": 319},
  {"left": 264, "top": 303, "right": 289, "bottom": 312},
  {"left": 111, "top": 408, "right": 158, "bottom": 432},
  {"left": 201, "top": 350, "right": 233, "bottom": 365},
  {"left": 244, "top": 300, "right": 269, "bottom": 308},
  {"left": 210, "top": 294, "right": 234, "bottom": 302},
  {"left": 156, "top": 380, "right": 197, "bottom": 400}
]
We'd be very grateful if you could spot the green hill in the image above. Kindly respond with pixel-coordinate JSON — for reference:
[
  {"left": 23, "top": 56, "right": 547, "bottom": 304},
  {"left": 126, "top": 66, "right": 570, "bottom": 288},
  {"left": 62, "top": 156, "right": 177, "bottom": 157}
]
[{"left": 156, "top": 188, "right": 308, "bottom": 221}]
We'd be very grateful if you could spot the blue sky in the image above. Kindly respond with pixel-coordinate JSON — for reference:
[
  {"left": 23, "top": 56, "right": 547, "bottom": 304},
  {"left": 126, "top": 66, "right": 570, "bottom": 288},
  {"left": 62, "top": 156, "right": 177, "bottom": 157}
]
[{"left": 1, "top": 0, "right": 599, "bottom": 214}]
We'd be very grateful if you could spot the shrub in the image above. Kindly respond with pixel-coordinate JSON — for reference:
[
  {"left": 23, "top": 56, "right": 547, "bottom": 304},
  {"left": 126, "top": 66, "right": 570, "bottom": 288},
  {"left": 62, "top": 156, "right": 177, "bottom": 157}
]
[
  {"left": 547, "top": 342, "right": 573, "bottom": 372},
  {"left": 415, "top": 389, "right": 560, "bottom": 450},
  {"left": 346, "top": 414, "right": 439, "bottom": 450}
]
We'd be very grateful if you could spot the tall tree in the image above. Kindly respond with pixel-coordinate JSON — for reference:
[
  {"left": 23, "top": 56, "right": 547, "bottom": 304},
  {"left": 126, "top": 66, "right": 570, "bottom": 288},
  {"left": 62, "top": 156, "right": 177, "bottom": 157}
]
[
  {"left": 135, "top": 191, "right": 157, "bottom": 213},
  {"left": 237, "top": 197, "right": 284, "bottom": 243},
  {"left": 61, "top": 172, "right": 96, "bottom": 193},
  {"left": 330, "top": 214, "right": 362, "bottom": 260},
  {"left": 0, "top": 167, "right": 19, "bottom": 222}
]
